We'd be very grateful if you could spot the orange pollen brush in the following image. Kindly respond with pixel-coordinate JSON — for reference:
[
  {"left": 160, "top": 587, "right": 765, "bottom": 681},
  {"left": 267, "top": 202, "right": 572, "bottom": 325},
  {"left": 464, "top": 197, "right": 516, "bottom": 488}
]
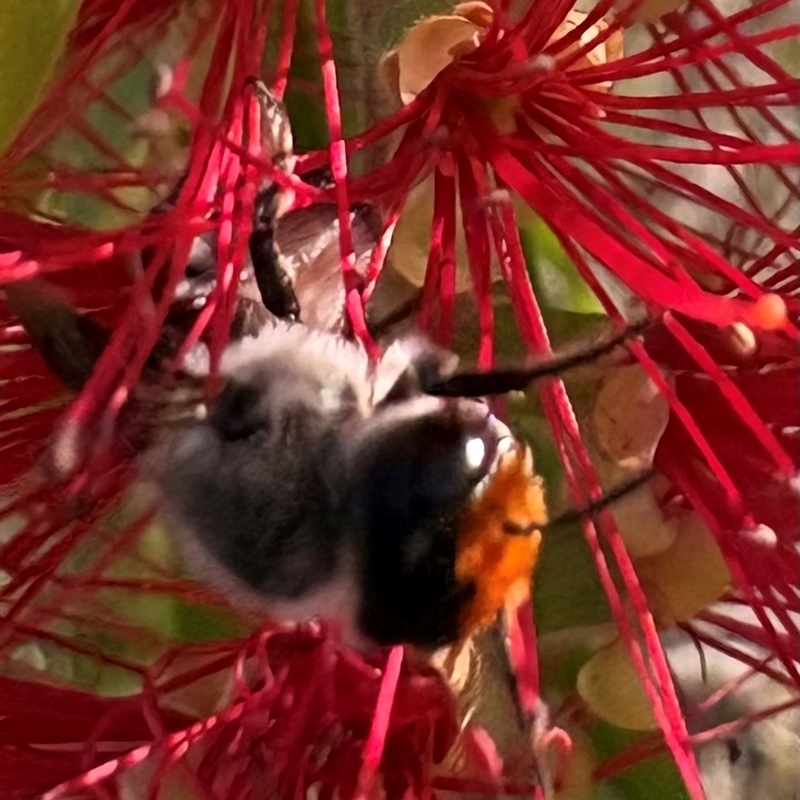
[{"left": 455, "top": 443, "right": 546, "bottom": 634}]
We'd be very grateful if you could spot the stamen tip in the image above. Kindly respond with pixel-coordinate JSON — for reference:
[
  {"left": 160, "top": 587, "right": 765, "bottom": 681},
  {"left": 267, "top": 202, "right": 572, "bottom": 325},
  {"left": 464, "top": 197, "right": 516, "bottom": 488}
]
[{"left": 750, "top": 293, "right": 787, "bottom": 331}]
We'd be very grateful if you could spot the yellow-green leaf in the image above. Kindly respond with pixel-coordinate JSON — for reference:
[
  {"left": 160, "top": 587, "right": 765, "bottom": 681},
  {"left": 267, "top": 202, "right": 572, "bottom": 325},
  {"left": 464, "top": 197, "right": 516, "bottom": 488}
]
[
  {"left": 520, "top": 216, "right": 605, "bottom": 316},
  {"left": 577, "top": 638, "right": 658, "bottom": 731},
  {"left": 0, "top": 0, "right": 83, "bottom": 156}
]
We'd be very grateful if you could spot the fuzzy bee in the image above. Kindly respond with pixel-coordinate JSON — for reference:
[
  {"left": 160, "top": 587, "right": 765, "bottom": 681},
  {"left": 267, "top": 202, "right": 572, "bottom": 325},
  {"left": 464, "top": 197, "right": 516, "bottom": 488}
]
[
  {"left": 2, "top": 81, "right": 649, "bottom": 653},
  {"left": 155, "top": 322, "right": 545, "bottom": 649},
  {"left": 153, "top": 320, "right": 645, "bottom": 651}
]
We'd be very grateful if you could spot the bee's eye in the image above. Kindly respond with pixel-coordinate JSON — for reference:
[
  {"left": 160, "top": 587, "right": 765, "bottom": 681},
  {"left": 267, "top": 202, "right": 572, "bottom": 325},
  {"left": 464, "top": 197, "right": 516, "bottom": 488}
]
[
  {"left": 373, "top": 422, "right": 486, "bottom": 510},
  {"left": 464, "top": 435, "right": 487, "bottom": 472},
  {"left": 208, "top": 380, "right": 265, "bottom": 440}
]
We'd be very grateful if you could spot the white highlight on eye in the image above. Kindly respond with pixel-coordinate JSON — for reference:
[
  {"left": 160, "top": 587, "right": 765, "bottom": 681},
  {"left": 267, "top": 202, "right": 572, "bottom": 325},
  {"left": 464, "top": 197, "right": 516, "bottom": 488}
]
[{"left": 465, "top": 437, "right": 486, "bottom": 471}]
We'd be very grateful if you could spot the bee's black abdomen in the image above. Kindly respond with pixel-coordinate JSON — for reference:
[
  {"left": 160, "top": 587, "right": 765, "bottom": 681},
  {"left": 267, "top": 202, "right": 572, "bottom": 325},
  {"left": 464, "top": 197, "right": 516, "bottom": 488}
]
[
  {"left": 356, "top": 511, "right": 475, "bottom": 649},
  {"left": 208, "top": 380, "right": 268, "bottom": 440},
  {"left": 162, "top": 402, "right": 350, "bottom": 600},
  {"left": 158, "top": 349, "right": 367, "bottom": 602}
]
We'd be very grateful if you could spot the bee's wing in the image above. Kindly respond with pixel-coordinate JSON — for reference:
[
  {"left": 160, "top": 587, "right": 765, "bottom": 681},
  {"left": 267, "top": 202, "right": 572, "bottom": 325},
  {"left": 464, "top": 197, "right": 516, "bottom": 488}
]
[{"left": 272, "top": 203, "right": 382, "bottom": 332}]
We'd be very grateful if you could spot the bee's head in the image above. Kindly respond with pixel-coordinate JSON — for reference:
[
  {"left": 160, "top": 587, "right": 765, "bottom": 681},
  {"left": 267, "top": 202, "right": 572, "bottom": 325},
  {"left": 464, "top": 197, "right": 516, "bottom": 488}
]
[{"left": 346, "top": 346, "right": 546, "bottom": 650}]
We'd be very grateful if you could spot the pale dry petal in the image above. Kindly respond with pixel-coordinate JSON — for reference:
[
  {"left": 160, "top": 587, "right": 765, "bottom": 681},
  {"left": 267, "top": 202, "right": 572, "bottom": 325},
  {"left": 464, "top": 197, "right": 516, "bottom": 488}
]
[
  {"left": 388, "top": 174, "right": 476, "bottom": 291},
  {"left": 396, "top": 15, "right": 485, "bottom": 104},
  {"left": 605, "top": 482, "right": 680, "bottom": 558},
  {"left": 547, "top": 12, "right": 625, "bottom": 92},
  {"left": 383, "top": 2, "right": 495, "bottom": 105},
  {"left": 636, "top": 511, "right": 732, "bottom": 626},
  {"left": 577, "top": 637, "right": 658, "bottom": 731},
  {"left": 553, "top": 726, "right": 595, "bottom": 800},
  {"left": 453, "top": 1, "right": 495, "bottom": 29},
  {"left": 592, "top": 363, "right": 671, "bottom": 471},
  {"left": 379, "top": 48, "right": 401, "bottom": 98}
]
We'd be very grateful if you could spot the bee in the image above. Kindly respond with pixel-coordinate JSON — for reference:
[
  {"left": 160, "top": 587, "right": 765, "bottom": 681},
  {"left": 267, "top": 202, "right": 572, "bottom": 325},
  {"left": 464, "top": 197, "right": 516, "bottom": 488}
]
[
  {"left": 2, "top": 81, "right": 650, "bottom": 653},
  {"left": 154, "top": 322, "right": 543, "bottom": 649}
]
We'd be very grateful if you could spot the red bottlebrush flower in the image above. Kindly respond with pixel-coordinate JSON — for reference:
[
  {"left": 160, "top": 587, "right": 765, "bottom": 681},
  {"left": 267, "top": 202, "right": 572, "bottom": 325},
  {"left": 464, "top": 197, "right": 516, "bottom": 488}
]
[
  {"left": 0, "top": 628, "right": 457, "bottom": 800},
  {"left": 0, "top": 1, "right": 798, "bottom": 800}
]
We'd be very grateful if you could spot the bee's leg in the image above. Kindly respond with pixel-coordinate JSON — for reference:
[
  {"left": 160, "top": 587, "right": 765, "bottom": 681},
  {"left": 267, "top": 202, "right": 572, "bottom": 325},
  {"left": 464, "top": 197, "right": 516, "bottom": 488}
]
[
  {"left": 490, "top": 613, "right": 533, "bottom": 732},
  {"left": 245, "top": 78, "right": 300, "bottom": 322},
  {"left": 541, "top": 467, "right": 656, "bottom": 533},
  {"left": 250, "top": 186, "right": 301, "bottom": 321},
  {"left": 493, "top": 610, "right": 568, "bottom": 797},
  {"left": 3, "top": 281, "right": 110, "bottom": 391}
]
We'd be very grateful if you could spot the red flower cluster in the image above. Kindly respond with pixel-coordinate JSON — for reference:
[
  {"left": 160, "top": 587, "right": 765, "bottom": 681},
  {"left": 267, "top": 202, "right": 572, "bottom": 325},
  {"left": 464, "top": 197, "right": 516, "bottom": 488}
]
[{"left": 3, "top": 626, "right": 457, "bottom": 800}]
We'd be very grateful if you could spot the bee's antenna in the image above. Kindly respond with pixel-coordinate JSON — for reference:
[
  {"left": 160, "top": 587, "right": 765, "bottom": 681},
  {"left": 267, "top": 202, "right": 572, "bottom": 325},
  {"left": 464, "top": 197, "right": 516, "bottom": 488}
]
[{"left": 423, "top": 317, "right": 652, "bottom": 398}]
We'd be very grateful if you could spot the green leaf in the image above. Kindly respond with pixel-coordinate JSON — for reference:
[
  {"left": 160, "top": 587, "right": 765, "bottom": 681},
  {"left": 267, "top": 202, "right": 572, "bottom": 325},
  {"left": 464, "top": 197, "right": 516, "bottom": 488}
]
[
  {"left": 173, "top": 600, "right": 249, "bottom": 642},
  {"left": 0, "top": 0, "right": 83, "bottom": 156},
  {"left": 38, "top": 57, "right": 162, "bottom": 228},
  {"left": 377, "top": 0, "right": 454, "bottom": 49},
  {"left": 533, "top": 521, "right": 613, "bottom": 635},
  {"left": 520, "top": 217, "right": 605, "bottom": 317}
]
